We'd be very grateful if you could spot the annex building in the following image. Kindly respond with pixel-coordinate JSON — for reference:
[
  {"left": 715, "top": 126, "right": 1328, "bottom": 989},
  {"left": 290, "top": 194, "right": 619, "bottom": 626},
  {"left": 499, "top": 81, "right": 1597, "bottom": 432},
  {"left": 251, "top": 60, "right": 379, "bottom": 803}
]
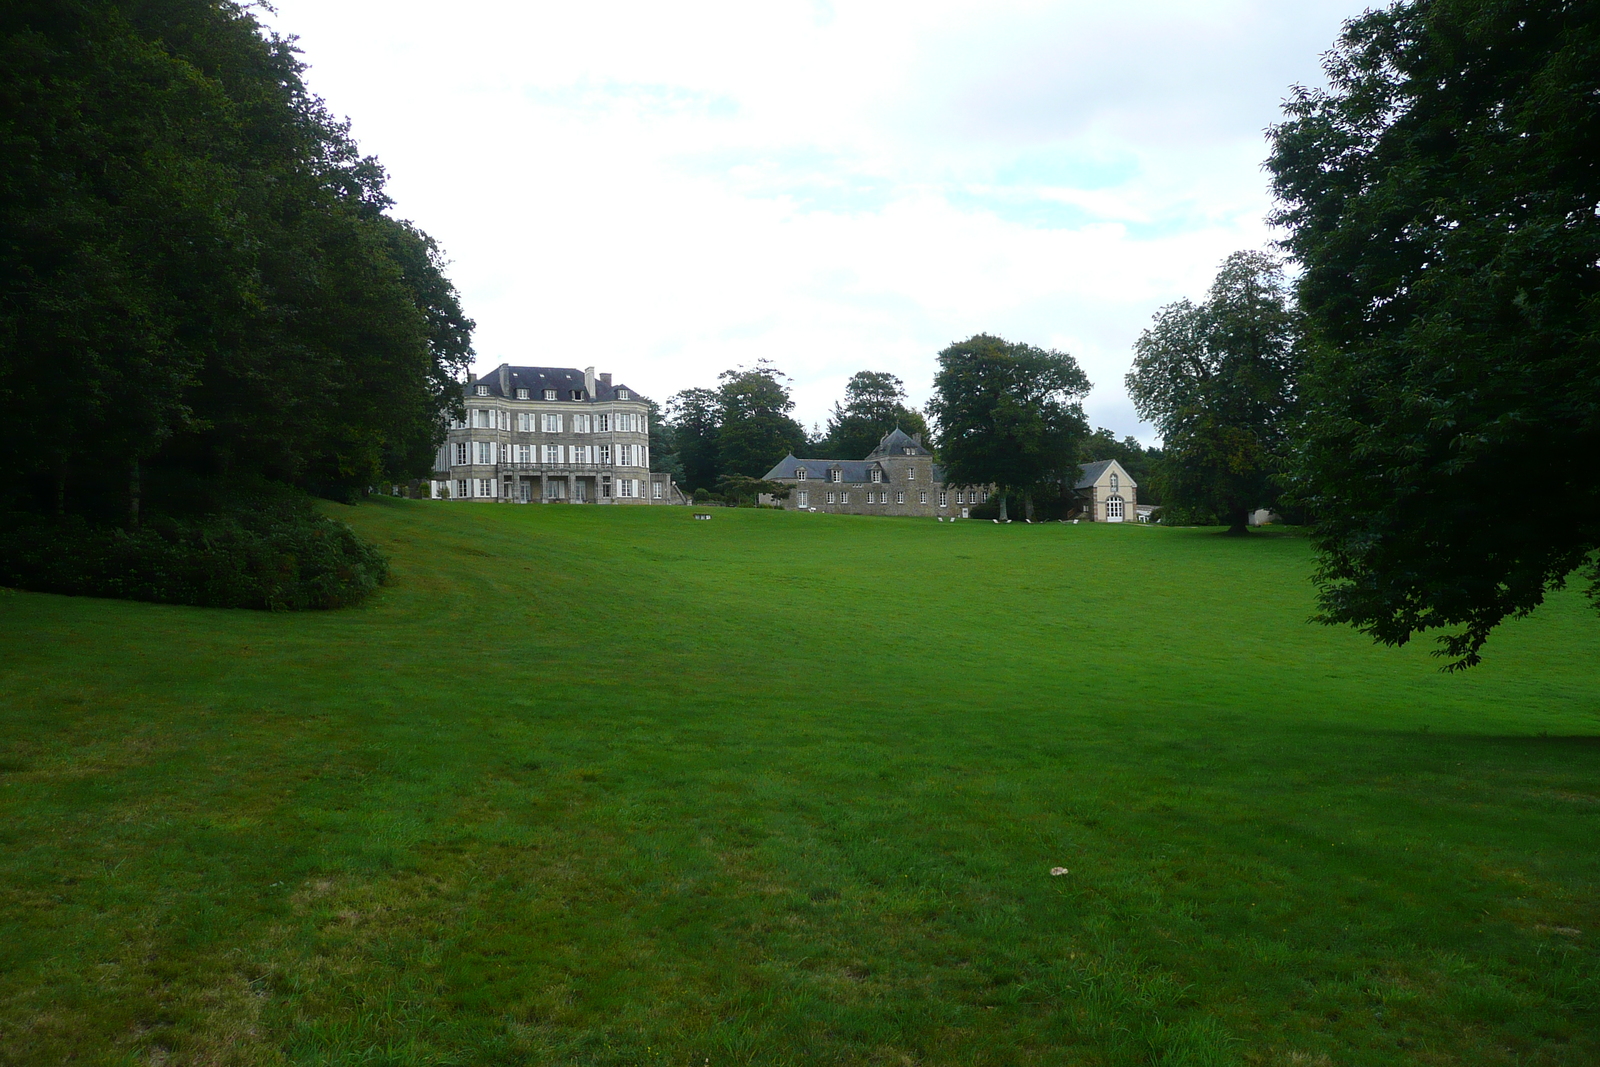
[
  {"left": 759, "top": 429, "right": 995, "bottom": 517},
  {"left": 431, "top": 364, "right": 687, "bottom": 505},
  {"left": 761, "top": 430, "right": 1139, "bottom": 521}
]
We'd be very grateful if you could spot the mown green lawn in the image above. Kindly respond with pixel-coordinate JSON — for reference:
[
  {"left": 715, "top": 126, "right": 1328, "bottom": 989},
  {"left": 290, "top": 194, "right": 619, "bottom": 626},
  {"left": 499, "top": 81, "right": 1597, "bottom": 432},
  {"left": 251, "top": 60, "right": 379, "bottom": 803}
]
[{"left": 1, "top": 500, "right": 1596, "bottom": 1066}]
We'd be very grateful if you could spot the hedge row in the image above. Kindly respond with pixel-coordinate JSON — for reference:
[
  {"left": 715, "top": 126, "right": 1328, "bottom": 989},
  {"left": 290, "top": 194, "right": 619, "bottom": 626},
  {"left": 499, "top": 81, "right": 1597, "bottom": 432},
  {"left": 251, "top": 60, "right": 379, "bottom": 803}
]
[{"left": 0, "top": 499, "right": 388, "bottom": 610}]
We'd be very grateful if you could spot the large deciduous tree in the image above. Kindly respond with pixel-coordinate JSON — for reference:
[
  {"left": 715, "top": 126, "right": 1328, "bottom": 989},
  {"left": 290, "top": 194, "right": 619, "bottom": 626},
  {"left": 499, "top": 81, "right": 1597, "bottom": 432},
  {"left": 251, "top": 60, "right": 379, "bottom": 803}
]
[
  {"left": 664, "top": 387, "right": 721, "bottom": 493},
  {"left": 1268, "top": 0, "right": 1600, "bottom": 668},
  {"left": 822, "top": 371, "right": 930, "bottom": 458},
  {"left": 0, "top": 0, "right": 472, "bottom": 519},
  {"left": 1126, "top": 252, "right": 1300, "bottom": 535},
  {"left": 928, "top": 334, "right": 1091, "bottom": 521},
  {"left": 715, "top": 362, "right": 806, "bottom": 479}
]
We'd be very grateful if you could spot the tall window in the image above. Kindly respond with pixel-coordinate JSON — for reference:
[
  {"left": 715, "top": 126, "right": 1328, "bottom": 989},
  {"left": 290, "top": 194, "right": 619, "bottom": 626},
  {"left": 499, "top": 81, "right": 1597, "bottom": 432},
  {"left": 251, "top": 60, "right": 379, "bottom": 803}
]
[
  {"left": 541, "top": 413, "right": 562, "bottom": 433},
  {"left": 598, "top": 414, "right": 612, "bottom": 432},
  {"left": 896, "top": 492, "right": 905, "bottom": 504},
  {"left": 600, "top": 478, "right": 612, "bottom": 498},
  {"left": 618, "top": 478, "right": 637, "bottom": 498},
  {"left": 517, "top": 412, "right": 533, "bottom": 432},
  {"left": 841, "top": 492, "right": 850, "bottom": 505},
  {"left": 598, "top": 445, "right": 612, "bottom": 464},
  {"left": 456, "top": 479, "right": 468, "bottom": 498},
  {"left": 454, "top": 442, "right": 469, "bottom": 465},
  {"left": 654, "top": 481, "right": 664, "bottom": 499},
  {"left": 571, "top": 445, "right": 590, "bottom": 464},
  {"left": 938, "top": 491, "right": 948, "bottom": 507},
  {"left": 515, "top": 444, "right": 533, "bottom": 463},
  {"left": 919, "top": 491, "right": 928, "bottom": 504},
  {"left": 618, "top": 444, "right": 636, "bottom": 467},
  {"left": 1110, "top": 473, "right": 1119, "bottom": 492},
  {"left": 797, "top": 490, "right": 809, "bottom": 506},
  {"left": 1107, "top": 495, "right": 1125, "bottom": 519},
  {"left": 573, "top": 414, "right": 592, "bottom": 433},
  {"left": 475, "top": 441, "right": 495, "bottom": 464},
  {"left": 826, "top": 492, "right": 837, "bottom": 504},
  {"left": 477, "top": 478, "right": 494, "bottom": 497},
  {"left": 544, "top": 444, "right": 562, "bottom": 464},
  {"left": 908, "top": 467, "right": 916, "bottom": 480}
]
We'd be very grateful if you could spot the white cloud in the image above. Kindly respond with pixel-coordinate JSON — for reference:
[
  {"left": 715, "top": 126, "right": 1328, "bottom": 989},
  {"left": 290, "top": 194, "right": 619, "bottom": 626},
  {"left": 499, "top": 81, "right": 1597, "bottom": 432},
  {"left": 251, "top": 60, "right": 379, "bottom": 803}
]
[{"left": 260, "top": 0, "right": 1370, "bottom": 442}]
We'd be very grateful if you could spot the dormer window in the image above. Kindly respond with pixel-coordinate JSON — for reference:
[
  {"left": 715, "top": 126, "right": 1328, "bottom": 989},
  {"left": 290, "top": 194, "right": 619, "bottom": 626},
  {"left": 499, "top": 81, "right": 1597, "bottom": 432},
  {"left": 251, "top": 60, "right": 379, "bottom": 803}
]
[
  {"left": 516, "top": 388, "right": 529, "bottom": 399},
  {"left": 543, "top": 389, "right": 557, "bottom": 401},
  {"left": 904, "top": 447, "right": 914, "bottom": 455},
  {"left": 830, "top": 469, "right": 842, "bottom": 483},
  {"left": 616, "top": 389, "right": 630, "bottom": 400},
  {"left": 1110, "top": 473, "right": 1119, "bottom": 491},
  {"left": 571, "top": 389, "right": 583, "bottom": 401},
  {"left": 795, "top": 467, "right": 807, "bottom": 480},
  {"left": 870, "top": 469, "right": 882, "bottom": 483},
  {"left": 475, "top": 384, "right": 489, "bottom": 396}
]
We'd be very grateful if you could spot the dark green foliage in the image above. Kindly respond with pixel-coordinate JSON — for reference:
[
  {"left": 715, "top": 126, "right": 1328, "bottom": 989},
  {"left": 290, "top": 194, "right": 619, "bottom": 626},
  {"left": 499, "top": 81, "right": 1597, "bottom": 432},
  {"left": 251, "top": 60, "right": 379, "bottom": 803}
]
[
  {"left": 0, "top": 492, "right": 386, "bottom": 609},
  {"left": 1126, "top": 252, "right": 1300, "bottom": 534},
  {"left": 665, "top": 387, "right": 721, "bottom": 492},
  {"left": 1268, "top": 0, "right": 1600, "bottom": 667},
  {"left": 928, "top": 334, "right": 1091, "bottom": 520},
  {"left": 0, "top": 0, "right": 472, "bottom": 520},
  {"left": 821, "top": 370, "right": 930, "bottom": 458},
  {"left": 715, "top": 362, "right": 807, "bottom": 479},
  {"left": 716, "top": 474, "right": 791, "bottom": 507}
]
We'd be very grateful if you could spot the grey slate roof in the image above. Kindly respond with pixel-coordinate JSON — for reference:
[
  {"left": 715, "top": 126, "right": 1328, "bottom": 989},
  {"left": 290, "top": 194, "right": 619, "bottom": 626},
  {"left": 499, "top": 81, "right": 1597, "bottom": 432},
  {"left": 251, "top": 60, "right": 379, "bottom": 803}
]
[
  {"left": 865, "top": 427, "right": 930, "bottom": 458},
  {"left": 1074, "top": 459, "right": 1134, "bottom": 489},
  {"left": 762, "top": 455, "right": 889, "bottom": 483},
  {"left": 466, "top": 365, "right": 637, "bottom": 402}
]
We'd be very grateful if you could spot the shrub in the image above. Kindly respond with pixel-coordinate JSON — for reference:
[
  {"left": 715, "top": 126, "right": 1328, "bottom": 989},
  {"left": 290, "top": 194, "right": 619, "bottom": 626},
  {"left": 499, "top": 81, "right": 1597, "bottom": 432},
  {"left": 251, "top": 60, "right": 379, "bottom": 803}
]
[{"left": 0, "top": 495, "right": 388, "bottom": 610}]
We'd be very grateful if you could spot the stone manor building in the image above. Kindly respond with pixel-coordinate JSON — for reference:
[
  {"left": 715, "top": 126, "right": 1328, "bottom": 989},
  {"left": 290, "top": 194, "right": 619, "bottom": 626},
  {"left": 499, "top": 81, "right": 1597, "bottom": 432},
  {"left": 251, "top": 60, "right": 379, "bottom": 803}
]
[
  {"left": 759, "top": 429, "right": 995, "bottom": 517},
  {"left": 431, "top": 364, "right": 687, "bottom": 504}
]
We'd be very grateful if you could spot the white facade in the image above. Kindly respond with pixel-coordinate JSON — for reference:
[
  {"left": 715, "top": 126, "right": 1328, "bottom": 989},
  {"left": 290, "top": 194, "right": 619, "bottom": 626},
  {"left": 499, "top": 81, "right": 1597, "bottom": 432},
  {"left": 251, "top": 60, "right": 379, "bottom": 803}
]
[{"left": 431, "top": 363, "right": 685, "bottom": 505}]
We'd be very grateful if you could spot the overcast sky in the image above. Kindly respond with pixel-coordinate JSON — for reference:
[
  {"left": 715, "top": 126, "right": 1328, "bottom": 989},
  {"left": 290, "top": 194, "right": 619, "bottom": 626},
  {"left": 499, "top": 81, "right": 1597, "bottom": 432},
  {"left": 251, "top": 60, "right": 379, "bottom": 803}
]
[{"left": 258, "top": 0, "right": 1370, "bottom": 442}]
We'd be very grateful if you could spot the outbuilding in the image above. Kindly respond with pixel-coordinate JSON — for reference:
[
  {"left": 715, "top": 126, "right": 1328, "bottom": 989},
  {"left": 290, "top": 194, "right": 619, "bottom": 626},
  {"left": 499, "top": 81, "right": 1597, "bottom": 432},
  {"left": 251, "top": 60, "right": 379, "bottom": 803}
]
[{"left": 1075, "top": 459, "right": 1137, "bottom": 522}]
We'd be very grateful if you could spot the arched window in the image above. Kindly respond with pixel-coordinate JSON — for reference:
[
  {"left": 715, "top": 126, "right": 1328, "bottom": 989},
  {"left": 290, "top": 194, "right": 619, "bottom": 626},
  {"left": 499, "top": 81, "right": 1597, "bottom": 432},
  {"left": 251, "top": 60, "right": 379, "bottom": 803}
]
[
  {"left": 1110, "top": 473, "right": 1119, "bottom": 492},
  {"left": 1107, "top": 495, "right": 1125, "bottom": 521}
]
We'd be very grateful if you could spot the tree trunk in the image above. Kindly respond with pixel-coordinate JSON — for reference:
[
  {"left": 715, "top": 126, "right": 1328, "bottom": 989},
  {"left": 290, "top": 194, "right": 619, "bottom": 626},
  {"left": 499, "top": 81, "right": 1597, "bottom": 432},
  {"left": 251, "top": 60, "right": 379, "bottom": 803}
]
[
  {"left": 128, "top": 458, "right": 141, "bottom": 529},
  {"left": 998, "top": 493, "right": 1009, "bottom": 521},
  {"left": 1224, "top": 505, "right": 1249, "bottom": 536}
]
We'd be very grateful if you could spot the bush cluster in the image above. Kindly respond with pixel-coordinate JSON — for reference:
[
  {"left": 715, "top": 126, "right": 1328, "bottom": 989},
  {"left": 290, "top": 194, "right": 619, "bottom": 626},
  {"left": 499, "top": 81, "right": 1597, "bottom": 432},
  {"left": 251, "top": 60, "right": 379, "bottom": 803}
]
[{"left": 0, "top": 498, "right": 387, "bottom": 611}]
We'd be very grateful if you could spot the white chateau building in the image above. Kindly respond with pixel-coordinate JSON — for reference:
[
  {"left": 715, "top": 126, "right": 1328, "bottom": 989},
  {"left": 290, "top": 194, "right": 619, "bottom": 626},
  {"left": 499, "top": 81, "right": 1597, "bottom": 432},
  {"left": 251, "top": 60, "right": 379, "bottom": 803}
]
[{"left": 431, "top": 364, "right": 686, "bottom": 504}]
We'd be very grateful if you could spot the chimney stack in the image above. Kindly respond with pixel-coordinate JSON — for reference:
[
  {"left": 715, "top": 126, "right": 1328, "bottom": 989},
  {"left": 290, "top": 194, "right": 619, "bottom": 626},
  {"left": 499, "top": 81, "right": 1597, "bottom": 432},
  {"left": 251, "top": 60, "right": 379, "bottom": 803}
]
[
  {"left": 600, "top": 372, "right": 612, "bottom": 389},
  {"left": 466, "top": 371, "right": 476, "bottom": 384},
  {"left": 912, "top": 432, "right": 923, "bottom": 446},
  {"left": 584, "top": 366, "right": 596, "bottom": 397},
  {"left": 497, "top": 364, "right": 510, "bottom": 396}
]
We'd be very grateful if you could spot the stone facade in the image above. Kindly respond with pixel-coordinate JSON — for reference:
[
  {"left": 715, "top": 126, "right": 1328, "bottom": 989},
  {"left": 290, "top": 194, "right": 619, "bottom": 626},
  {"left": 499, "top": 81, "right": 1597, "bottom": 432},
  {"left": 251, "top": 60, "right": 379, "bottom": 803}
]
[
  {"left": 1074, "top": 459, "right": 1137, "bottom": 522},
  {"left": 759, "top": 429, "right": 994, "bottom": 518},
  {"left": 430, "top": 363, "right": 688, "bottom": 505}
]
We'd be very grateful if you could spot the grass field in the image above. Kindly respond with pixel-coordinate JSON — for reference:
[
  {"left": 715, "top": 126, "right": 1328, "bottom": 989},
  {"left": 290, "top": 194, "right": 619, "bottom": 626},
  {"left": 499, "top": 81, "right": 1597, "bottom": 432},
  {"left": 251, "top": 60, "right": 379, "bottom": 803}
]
[{"left": 1, "top": 500, "right": 1597, "bottom": 1066}]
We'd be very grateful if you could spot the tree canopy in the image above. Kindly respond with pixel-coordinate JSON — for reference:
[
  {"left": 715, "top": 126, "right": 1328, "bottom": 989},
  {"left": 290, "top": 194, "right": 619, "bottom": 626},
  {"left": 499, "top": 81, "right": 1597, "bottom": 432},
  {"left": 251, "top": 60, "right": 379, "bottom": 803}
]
[
  {"left": 927, "top": 334, "right": 1091, "bottom": 520},
  {"left": 1268, "top": 0, "right": 1600, "bottom": 668},
  {"left": 1126, "top": 252, "right": 1300, "bottom": 534},
  {"left": 0, "top": 0, "right": 472, "bottom": 520},
  {"left": 662, "top": 364, "right": 806, "bottom": 493},
  {"left": 821, "top": 371, "right": 930, "bottom": 458}
]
